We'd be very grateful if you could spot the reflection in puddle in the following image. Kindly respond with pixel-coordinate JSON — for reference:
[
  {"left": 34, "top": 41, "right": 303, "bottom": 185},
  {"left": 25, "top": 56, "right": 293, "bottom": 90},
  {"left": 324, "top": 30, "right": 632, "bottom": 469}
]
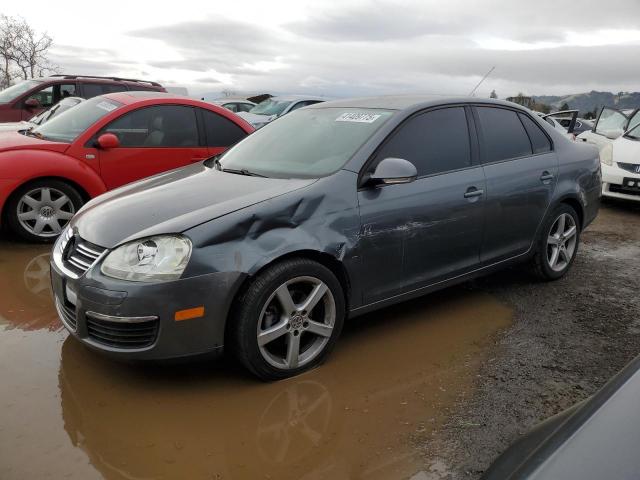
[
  {"left": 0, "top": 241, "right": 58, "bottom": 331},
  {"left": 0, "top": 243, "right": 512, "bottom": 480}
]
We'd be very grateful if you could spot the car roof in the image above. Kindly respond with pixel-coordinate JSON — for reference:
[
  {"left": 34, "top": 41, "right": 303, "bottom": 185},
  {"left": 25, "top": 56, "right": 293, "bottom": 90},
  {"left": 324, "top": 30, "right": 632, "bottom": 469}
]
[
  {"left": 270, "top": 95, "right": 328, "bottom": 102},
  {"left": 307, "top": 95, "right": 527, "bottom": 112},
  {"left": 101, "top": 91, "right": 191, "bottom": 105},
  {"left": 212, "top": 99, "right": 255, "bottom": 104}
]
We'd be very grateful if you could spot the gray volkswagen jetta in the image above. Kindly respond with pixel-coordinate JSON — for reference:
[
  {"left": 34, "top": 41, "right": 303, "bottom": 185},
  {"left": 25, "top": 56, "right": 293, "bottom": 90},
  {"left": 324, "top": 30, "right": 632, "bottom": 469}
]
[{"left": 51, "top": 96, "right": 601, "bottom": 380}]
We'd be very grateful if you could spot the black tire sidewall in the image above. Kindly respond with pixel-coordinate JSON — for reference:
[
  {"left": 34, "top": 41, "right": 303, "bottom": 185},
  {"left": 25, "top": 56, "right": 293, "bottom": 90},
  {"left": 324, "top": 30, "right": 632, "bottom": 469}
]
[
  {"left": 6, "top": 179, "right": 83, "bottom": 243},
  {"left": 232, "top": 258, "right": 345, "bottom": 381},
  {"left": 536, "top": 204, "right": 581, "bottom": 280}
]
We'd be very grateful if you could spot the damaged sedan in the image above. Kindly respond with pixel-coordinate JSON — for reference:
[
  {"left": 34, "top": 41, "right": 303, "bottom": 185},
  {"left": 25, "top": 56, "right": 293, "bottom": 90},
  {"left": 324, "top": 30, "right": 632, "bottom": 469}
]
[{"left": 51, "top": 96, "right": 601, "bottom": 380}]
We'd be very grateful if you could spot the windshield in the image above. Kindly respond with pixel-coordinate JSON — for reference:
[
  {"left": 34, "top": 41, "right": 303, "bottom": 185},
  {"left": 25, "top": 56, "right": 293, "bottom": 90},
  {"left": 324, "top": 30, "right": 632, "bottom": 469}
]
[
  {"left": 248, "top": 98, "right": 293, "bottom": 116},
  {"left": 30, "top": 98, "right": 82, "bottom": 125},
  {"left": 31, "top": 97, "right": 122, "bottom": 143},
  {"left": 219, "top": 108, "right": 394, "bottom": 178},
  {"left": 595, "top": 108, "right": 627, "bottom": 138},
  {"left": 0, "top": 80, "right": 41, "bottom": 103}
]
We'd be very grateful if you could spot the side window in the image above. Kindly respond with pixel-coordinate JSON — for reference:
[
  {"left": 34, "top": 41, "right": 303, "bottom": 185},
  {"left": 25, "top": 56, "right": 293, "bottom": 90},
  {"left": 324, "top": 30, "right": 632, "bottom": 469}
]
[
  {"left": 476, "top": 107, "right": 532, "bottom": 163},
  {"left": 518, "top": 114, "right": 552, "bottom": 154},
  {"left": 103, "top": 105, "right": 199, "bottom": 147},
  {"left": 27, "top": 85, "right": 54, "bottom": 107},
  {"left": 102, "top": 84, "right": 128, "bottom": 94},
  {"left": 237, "top": 103, "right": 253, "bottom": 113},
  {"left": 223, "top": 103, "right": 238, "bottom": 113},
  {"left": 375, "top": 107, "right": 471, "bottom": 177},
  {"left": 83, "top": 83, "right": 107, "bottom": 98},
  {"left": 200, "top": 108, "right": 248, "bottom": 146},
  {"left": 595, "top": 108, "right": 627, "bottom": 137},
  {"left": 58, "top": 84, "right": 77, "bottom": 99},
  {"left": 288, "top": 101, "right": 307, "bottom": 112}
]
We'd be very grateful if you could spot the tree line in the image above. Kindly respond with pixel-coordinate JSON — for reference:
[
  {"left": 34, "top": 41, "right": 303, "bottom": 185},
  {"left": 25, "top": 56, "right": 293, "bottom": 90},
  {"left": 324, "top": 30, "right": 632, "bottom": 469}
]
[{"left": 0, "top": 15, "right": 56, "bottom": 88}]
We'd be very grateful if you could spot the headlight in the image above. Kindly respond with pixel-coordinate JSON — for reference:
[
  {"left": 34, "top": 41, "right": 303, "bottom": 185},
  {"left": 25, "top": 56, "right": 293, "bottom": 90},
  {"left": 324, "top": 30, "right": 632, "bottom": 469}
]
[
  {"left": 600, "top": 143, "right": 613, "bottom": 166},
  {"left": 101, "top": 235, "right": 192, "bottom": 282}
]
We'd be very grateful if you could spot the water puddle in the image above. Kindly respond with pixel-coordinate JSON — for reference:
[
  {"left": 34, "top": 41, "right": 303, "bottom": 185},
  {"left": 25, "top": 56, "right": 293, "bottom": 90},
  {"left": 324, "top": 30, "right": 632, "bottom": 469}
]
[{"left": 0, "top": 242, "right": 512, "bottom": 479}]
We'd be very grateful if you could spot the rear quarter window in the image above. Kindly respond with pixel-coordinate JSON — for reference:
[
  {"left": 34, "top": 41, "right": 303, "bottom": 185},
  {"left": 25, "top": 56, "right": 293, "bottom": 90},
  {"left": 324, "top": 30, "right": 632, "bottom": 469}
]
[
  {"left": 200, "top": 108, "right": 248, "bottom": 146},
  {"left": 518, "top": 114, "right": 552, "bottom": 154}
]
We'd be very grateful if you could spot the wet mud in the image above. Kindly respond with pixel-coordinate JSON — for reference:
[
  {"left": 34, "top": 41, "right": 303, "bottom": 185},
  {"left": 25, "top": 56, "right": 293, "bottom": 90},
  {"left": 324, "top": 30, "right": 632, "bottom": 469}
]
[{"left": 0, "top": 239, "right": 511, "bottom": 480}]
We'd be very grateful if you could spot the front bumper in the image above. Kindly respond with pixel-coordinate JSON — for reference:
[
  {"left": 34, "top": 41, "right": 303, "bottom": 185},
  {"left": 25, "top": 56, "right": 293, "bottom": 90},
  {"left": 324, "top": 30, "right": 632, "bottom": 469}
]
[
  {"left": 50, "top": 259, "right": 245, "bottom": 361},
  {"left": 601, "top": 162, "right": 640, "bottom": 201}
]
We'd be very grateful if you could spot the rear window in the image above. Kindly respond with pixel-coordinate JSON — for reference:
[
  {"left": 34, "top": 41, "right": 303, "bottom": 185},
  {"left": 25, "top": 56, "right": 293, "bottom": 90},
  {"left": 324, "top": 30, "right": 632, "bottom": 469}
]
[
  {"left": 477, "top": 107, "right": 532, "bottom": 163},
  {"left": 519, "top": 114, "right": 552, "bottom": 154},
  {"left": 83, "top": 83, "right": 127, "bottom": 98}
]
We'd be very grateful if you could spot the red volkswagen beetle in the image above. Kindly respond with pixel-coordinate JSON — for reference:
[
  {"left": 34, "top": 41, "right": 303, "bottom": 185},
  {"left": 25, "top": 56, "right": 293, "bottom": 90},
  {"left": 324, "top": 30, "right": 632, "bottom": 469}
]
[{"left": 0, "top": 92, "right": 254, "bottom": 241}]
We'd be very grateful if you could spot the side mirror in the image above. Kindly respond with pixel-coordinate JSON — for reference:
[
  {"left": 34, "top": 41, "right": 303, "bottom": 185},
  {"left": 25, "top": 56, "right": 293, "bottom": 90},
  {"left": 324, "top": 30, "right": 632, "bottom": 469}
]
[
  {"left": 24, "top": 98, "right": 40, "bottom": 109},
  {"left": 604, "top": 130, "right": 622, "bottom": 140},
  {"left": 367, "top": 157, "right": 417, "bottom": 186},
  {"left": 96, "top": 133, "right": 120, "bottom": 149}
]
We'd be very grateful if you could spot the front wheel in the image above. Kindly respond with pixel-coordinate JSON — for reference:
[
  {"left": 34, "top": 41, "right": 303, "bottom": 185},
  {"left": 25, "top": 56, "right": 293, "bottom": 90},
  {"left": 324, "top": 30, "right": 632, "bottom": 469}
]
[
  {"left": 231, "top": 258, "right": 345, "bottom": 381},
  {"left": 531, "top": 204, "right": 580, "bottom": 281},
  {"left": 6, "top": 179, "right": 83, "bottom": 242}
]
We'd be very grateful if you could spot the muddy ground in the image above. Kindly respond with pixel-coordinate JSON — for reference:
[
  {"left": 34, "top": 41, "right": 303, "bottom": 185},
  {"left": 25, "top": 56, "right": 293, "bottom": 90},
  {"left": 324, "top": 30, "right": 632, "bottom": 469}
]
[{"left": 418, "top": 199, "right": 640, "bottom": 479}]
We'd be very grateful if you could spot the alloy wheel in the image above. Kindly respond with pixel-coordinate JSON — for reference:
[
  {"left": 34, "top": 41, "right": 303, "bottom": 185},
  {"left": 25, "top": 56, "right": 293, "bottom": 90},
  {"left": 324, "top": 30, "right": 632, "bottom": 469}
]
[
  {"left": 257, "top": 276, "right": 336, "bottom": 370},
  {"left": 546, "top": 213, "right": 577, "bottom": 272},
  {"left": 16, "top": 187, "right": 76, "bottom": 238}
]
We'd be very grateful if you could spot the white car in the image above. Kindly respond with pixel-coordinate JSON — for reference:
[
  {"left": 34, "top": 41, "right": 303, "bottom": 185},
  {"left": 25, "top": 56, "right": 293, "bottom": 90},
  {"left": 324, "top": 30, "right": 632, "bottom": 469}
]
[
  {"left": 577, "top": 107, "right": 640, "bottom": 201},
  {"left": 211, "top": 98, "right": 255, "bottom": 114},
  {"left": 0, "top": 96, "right": 84, "bottom": 133},
  {"left": 236, "top": 95, "right": 326, "bottom": 128}
]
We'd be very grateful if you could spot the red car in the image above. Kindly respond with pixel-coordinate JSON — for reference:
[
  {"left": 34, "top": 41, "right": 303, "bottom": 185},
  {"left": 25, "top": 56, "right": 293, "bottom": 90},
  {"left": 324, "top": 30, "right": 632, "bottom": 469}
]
[{"left": 0, "top": 92, "right": 254, "bottom": 241}]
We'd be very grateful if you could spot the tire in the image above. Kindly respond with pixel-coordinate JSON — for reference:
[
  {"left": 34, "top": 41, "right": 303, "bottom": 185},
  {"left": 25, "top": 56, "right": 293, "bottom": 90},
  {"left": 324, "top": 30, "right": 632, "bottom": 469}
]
[
  {"left": 6, "top": 179, "right": 83, "bottom": 243},
  {"left": 230, "top": 258, "right": 345, "bottom": 381},
  {"left": 531, "top": 204, "right": 581, "bottom": 281}
]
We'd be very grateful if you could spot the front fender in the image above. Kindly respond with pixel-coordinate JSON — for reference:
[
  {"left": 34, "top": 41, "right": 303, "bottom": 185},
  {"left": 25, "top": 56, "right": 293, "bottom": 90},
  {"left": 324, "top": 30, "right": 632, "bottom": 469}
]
[{"left": 0, "top": 149, "right": 107, "bottom": 199}]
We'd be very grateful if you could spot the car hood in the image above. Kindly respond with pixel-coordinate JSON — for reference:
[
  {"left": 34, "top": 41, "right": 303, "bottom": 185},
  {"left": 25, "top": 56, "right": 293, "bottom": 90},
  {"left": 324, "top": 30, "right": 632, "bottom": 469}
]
[
  {"left": 0, "top": 130, "right": 69, "bottom": 153},
  {"left": 613, "top": 136, "right": 640, "bottom": 163},
  {"left": 236, "top": 112, "right": 275, "bottom": 126},
  {"left": 72, "top": 162, "right": 317, "bottom": 248}
]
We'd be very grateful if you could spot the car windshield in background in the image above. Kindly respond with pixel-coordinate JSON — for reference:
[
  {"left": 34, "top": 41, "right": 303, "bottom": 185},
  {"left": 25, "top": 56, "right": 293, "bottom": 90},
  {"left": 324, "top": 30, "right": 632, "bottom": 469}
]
[
  {"left": 219, "top": 108, "right": 394, "bottom": 178},
  {"left": 248, "top": 98, "right": 292, "bottom": 116},
  {"left": 0, "top": 79, "right": 41, "bottom": 103},
  {"left": 31, "top": 97, "right": 122, "bottom": 143},
  {"left": 30, "top": 98, "right": 80, "bottom": 125},
  {"left": 624, "top": 123, "right": 640, "bottom": 140}
]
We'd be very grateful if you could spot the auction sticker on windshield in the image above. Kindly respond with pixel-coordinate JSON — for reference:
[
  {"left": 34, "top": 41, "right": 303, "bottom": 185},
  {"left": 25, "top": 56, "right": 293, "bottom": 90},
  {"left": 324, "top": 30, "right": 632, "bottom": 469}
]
[{"left": 336, "top": 112, "right": 381, "bottom": 123}]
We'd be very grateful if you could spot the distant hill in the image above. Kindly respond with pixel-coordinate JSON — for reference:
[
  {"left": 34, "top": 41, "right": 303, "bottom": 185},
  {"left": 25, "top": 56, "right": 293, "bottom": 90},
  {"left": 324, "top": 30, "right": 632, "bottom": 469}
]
[{"left": 532, "top": 91, "right": 640, "bottom": 114}]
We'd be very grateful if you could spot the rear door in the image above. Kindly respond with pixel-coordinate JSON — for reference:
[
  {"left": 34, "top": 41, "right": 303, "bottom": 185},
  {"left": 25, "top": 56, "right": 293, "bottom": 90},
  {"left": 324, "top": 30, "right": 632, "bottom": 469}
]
[
  {"left": 474, "top": 106, "right": 558, "bottom": 263},
  {"left": 97, "top": 104, "right": 208, "bottom": 189}
]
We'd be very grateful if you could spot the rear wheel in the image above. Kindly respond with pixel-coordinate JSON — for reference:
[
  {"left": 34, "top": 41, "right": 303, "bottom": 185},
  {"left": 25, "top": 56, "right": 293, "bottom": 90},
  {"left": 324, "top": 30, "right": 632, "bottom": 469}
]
[
  {"left": 6, "top": 179, "right": 83, "bottom": 242},
  {"left": 231, "top": 258, "right": 345, "bottom": 381},
  {"left": 531, "top": 204, "right": 580, "bottom": 281}
]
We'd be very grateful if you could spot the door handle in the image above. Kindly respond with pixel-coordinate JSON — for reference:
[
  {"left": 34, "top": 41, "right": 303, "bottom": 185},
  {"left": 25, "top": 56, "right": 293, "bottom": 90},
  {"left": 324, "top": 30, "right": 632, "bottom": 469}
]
[
  {"left": 464, "top": 187, "right": 484, "bottom": 199},
  {"left": 540, "top": 171, "right": 554, "bottom": 183}
]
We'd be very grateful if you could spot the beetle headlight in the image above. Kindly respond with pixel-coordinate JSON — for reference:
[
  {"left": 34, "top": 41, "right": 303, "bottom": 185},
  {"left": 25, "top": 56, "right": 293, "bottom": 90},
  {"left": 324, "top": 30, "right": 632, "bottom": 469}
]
[{"left": 101, "top": 235, "right": 192, "bottom": 282}]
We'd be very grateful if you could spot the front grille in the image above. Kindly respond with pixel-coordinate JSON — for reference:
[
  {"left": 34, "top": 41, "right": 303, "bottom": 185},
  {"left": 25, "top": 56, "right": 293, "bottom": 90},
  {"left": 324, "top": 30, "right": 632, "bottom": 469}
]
[
  {"left": 55, "top": 297, "right": 77, "bottom": 331},
  {"left": 617, "top": 162, "right": 640, "bottom": 174},
  {"left": 86, "top": 314, "right": 159, "bottom": 349},
  {"left": 62, "top": 236, "right": 107, "bottom": 276},
  {"left": 609, "top": 184, "right": 640, "bottom": 196}
]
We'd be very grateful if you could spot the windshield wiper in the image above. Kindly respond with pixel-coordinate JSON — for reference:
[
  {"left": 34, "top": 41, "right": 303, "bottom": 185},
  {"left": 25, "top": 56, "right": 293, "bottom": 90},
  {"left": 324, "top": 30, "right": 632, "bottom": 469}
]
[{"left": 222, "top": 167, "right": 267, "bottom": 178}]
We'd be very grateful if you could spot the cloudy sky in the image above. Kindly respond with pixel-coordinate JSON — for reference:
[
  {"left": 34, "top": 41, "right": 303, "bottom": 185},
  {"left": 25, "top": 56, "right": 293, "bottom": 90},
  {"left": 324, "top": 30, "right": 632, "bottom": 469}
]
[{"left": 4, "top": 0, "right": 640, "bottom": 98}]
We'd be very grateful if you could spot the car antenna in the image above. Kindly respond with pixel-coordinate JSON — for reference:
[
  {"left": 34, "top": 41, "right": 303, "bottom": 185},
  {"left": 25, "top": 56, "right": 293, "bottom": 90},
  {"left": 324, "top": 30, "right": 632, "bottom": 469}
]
[{"left": 469, "top": 66, "right": 495, "bottom": 97}]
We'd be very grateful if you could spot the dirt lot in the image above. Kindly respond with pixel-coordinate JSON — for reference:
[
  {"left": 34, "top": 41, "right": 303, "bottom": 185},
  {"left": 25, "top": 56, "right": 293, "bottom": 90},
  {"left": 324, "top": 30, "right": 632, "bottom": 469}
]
[
  {"left": 0, "top": 200, "right": 637, "bottom": 480},
  {"left": 417, "top": 199, "right": 640, "bottom": 479}
]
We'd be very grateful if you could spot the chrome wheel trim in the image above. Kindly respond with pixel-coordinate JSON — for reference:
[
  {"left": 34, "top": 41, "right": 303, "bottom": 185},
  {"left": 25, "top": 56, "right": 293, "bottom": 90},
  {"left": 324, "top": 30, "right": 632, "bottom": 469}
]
[
  {"left": 546, "top": 213, "right": 578, "bottom": 272},
  {"left": 16, "top": 187, "right": 75, "bottom": 238},
  {"left": 257, "top": 276, "right": 336, "bottom": 370}
]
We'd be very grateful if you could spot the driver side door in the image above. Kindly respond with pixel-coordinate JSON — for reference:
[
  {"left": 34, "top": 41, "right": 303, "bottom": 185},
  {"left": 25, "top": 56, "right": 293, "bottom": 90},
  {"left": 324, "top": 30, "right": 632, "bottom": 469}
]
[{"left": 96, "top": 105, "right": 209, "bottom": 189}]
